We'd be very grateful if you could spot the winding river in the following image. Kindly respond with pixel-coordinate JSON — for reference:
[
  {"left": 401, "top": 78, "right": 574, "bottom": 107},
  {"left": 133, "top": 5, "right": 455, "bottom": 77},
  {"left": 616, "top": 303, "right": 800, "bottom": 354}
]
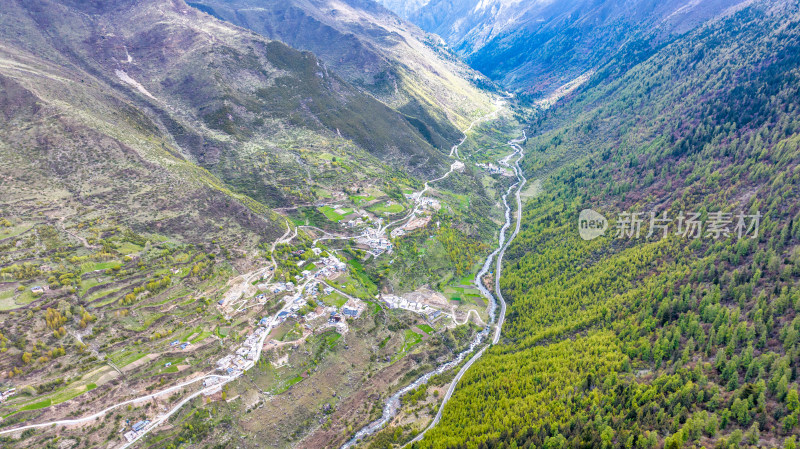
[{"left": 340, "top": 130, "right": 527, "bottom": 449}]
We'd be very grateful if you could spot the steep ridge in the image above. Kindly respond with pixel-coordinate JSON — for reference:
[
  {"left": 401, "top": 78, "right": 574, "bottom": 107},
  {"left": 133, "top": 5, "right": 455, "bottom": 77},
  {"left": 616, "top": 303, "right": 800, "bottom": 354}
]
[
  {"left": 372, "top": 0, "right": 430, "bottom": 21},
  {"left": 396, "top": 0, "right": 750, "bottom": 96},
  {"left": 414, "top": 0, "right": 800, "bottom": 447}
]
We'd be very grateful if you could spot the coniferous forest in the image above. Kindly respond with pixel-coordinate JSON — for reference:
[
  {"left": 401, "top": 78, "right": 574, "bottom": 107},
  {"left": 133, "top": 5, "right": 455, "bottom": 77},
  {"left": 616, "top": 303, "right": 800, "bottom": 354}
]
[{"left": 415, "top": 3, "right": 800, "bottom": 449}]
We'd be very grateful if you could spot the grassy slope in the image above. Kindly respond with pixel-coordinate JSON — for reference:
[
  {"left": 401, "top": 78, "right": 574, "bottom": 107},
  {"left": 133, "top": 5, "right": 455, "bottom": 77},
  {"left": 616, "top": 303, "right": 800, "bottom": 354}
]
[
  {"left": 187, "top": 0, "right": 496, "bottom": 137},
  {"left": 0, "top": 44, "right": 283, "bottom": 247},
  {"left": 2, "top": 0, "right": 452, "bottom": 221}
]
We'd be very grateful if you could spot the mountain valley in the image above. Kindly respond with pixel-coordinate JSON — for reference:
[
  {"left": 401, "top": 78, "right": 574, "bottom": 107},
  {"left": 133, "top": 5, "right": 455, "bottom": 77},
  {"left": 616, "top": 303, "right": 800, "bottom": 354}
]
[{"left": 2, "top": 1, "right": 800, "bottom": 449}]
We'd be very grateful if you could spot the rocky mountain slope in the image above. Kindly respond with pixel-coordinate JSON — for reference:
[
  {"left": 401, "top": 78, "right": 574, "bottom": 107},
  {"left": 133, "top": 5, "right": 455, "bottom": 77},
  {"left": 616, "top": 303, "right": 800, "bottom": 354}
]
[
  {"left": 388, "top": 0, "right": 751, "bottom": 96},
  {"left": 371, "top": 0, "right": 430, "bottom": 20},
  {"left": 1, "top": 0, "right": 457, "bottom": 243},
  {"left": 0, "top": 0, "right": 283, "bottom": 246},
  {"left": 186, "top": 0, "right": 496, "bottom": 148}
]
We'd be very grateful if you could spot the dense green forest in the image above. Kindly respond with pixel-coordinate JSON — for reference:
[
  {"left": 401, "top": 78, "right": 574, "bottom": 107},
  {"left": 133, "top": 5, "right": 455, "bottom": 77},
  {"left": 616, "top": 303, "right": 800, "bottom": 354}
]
[{"left": 416, "top": 2, "right": 800, "bottom": 448}]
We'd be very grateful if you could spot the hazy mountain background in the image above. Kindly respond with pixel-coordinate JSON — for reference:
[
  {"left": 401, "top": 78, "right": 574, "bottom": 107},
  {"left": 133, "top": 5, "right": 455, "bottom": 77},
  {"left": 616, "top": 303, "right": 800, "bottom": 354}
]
[
  {"left": 377, "top": 0, "right": 753, "bottom": 96},
  {"left": 371, "top": 0, "right": 430, "bottom": 20}
]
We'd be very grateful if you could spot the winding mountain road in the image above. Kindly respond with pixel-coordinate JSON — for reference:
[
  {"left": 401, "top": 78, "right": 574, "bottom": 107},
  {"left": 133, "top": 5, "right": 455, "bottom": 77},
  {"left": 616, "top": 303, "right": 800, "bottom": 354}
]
[
  {"left": 0, "top": 374, "right": 233, "bottom": 437},
  {"left": 0, "top": 226, "right": 310, "bottom": 446},
  {"left": 384, "top": 96, "right": 509, "bottom": 235},
  {"left": 380, "top": 160, "right": 464, "bottom": 234}
]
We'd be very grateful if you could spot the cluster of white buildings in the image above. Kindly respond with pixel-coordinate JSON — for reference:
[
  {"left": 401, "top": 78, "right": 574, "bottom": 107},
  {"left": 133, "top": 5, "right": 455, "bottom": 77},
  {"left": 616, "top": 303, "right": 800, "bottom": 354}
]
[
  {"left": 337, "top": 208, "right": 371, "bottom": 229},
  {"left": 286, "top": 254, "right": 347, "bottom": 285},
  {"left": 209, "top": 246, "right": 355, "bottom": 381},
  {"left": 203, "top": 376, "right": 223, "bottom": 396},
  {"left": 418, "top": 197, "right": 441, "bottom": 211},
  {"left": 123, "top": 420, "right": 151, "bottom": 443},
  {"left": 243, "top": 250, "right": 347, "bottom": 324},
  {"left": 294, "top": 270, "right": 312, "bottom": 282},
  {"left": 215, "top": 353, "right": 248, "bottom": 376},
  {"left": 383, "top": 295, "right": 442, "bottom": 321},
  {"left": 298, "top": 256, "right": 346, "bottom": 299},
  {"left": 0, "top": 388, "right": 15, "bottom": 403},
  {"left": 263, "top": 253, "right": 349, "bottom": 326},
  {"left": 286, "top": 294, "right": 307, "bottom": 315},
  {"left": 342, "top": 217, "right": 365, "bottom": 228},
  {"left": 315, "top": 255, "right": 347, "bottom": 276},
  {"left": 267, "top": 281, "right": 295, "bottom": 294},
  {"left": 341, "top": 298, "right": 364, "bottom": 319},
  {"left": 356, "top": 227, "right": 393, "bottom": 256},
  {"left": 215, "top": 326, "right": 267, "bottom": 376},
  {"left": 476, "top": 162, "right": 513, "bottom": 176},
  {"left": 320, "top": 306, "right": 350, "bottom": 334}
]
